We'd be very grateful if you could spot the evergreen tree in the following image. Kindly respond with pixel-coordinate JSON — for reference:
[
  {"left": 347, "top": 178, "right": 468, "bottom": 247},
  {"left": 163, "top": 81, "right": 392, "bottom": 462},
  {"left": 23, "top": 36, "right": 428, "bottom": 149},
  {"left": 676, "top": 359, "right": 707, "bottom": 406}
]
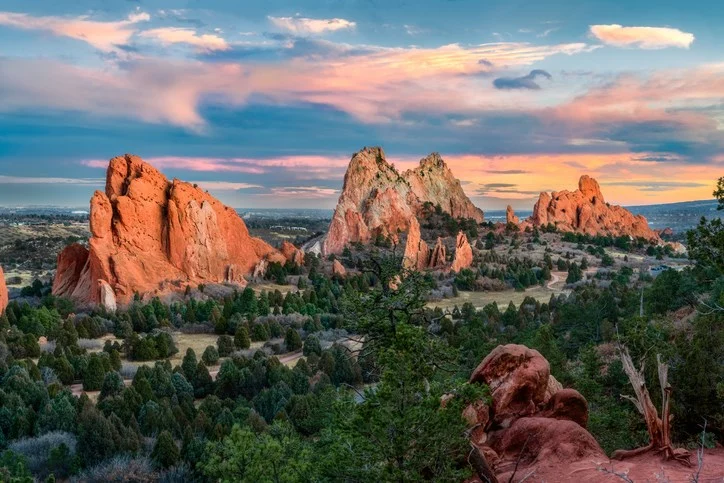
[{"left": 152, "top": 430, "right": 180, "bottom": 468}]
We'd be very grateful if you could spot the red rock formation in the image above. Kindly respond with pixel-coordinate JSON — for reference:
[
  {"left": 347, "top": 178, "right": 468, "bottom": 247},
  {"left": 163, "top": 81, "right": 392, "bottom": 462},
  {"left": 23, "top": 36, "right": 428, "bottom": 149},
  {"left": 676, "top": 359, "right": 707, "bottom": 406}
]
[
  {"left": 403, "top": 152, "right": 485, "bottom": 223},
  {"left": 450, "top": 231, "right": 473, "bottom": 272},
  {"left": 429, "top": 237, "right": 447, "bottom": 268},
  {"left": 505, "top": 205, "right": 519, "bottom": 225},
  {"left": 53, "top": 243, "right": 89, "bottom": 297},
  {"left": 402, "top": 217, "right": 430, "bottom": 270},
  {"left": 470, "top": 344, "right": 552, "bottom": 427},
  {"left": 280, "top": 241, "right": 305, "bottom": 266},
  {"left": 530, "top": 175, "right": 660, "bottom": 241},
  {"left": 332, "top": 259, "right": 347, "bottom": 277},
  {"left": 323, "top": 147, "right": 483, "bottom": 254},
  {"left": 53, "top": 154, "right": 283, "bottom": 308},
  {"left": 0, "top": 265, "right": 8, "bottom": 315}
]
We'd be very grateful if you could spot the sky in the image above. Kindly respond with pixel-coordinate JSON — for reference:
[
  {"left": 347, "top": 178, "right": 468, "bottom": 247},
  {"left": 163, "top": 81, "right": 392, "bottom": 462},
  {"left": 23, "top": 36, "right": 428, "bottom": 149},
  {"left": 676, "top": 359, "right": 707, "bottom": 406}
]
[{"left": 0, "top": 0, "right": 722, "bottom": 210}]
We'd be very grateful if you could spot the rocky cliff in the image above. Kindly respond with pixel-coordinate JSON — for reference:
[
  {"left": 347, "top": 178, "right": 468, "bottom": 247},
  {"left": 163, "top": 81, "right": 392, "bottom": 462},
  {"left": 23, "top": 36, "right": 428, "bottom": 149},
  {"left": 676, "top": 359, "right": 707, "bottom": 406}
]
[
  {"left": 53, "top": 154, "right": 284, "bottom": 308},
  {"left": 530, "top": 175, "right": 659, "bottom": 241},
  {"left": 0, "top": 265, "right": 7, "bottom": 315},
  {"left": 505, "top": 205, "right": 519, "bottom": 225},
  {"left": 323, "top": 147, "right": 483, "bottom": 255}
]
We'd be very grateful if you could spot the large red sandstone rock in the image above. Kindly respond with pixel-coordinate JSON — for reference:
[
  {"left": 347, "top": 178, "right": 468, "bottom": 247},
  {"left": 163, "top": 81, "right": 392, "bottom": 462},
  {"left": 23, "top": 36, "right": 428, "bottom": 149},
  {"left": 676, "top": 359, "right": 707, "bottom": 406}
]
[
  {"left": 450, "top": 231, "right": 473, "bottom": 272},
  {"left": 0, "top": 265, "right": 7, "bottom": 315},
  {"left": 323, "top": 148, "right": 483, "bottom": 254},
  {"left": 280, "top": 241, "right": 305, "bottom": 266},
  {"left": 52, "top": 154, "right": 283, "bottom": 308},
  {"left": 530, "top": 175, "right": 660, "bottom": 241},
  {"left": 402, "top": 217, "right": 430, "bottom": 270}
]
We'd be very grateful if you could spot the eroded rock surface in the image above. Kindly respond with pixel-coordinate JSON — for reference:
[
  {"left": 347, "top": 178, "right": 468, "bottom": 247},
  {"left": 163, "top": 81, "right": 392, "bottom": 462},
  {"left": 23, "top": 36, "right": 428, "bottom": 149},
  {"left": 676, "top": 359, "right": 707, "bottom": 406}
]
[
  {"left": 323, "top": 147, "right": 483, "bottom": 254},
  {"left": 403, "top": 217, "right": 430, "bottom": 270},
  {"left": 52, "top": 154, "right": 283, "bottom": 308},
  {"left": 280, "top": 241, "right": 305, "bottom": 266},
  {"left": 530, "top": 175, "right": 659, "bottom": 241}
]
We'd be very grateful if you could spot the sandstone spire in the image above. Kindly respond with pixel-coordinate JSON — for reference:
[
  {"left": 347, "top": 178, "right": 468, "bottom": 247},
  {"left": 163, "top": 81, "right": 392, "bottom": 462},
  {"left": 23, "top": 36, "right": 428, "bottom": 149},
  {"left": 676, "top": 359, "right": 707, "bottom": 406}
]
[{"left": 0, "top": 265, "right": 8, "bottom": 315}]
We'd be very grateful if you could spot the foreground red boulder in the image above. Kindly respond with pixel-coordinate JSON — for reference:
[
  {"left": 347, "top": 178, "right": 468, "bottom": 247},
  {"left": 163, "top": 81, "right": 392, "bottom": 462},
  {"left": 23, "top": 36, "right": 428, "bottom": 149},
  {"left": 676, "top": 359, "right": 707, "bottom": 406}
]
[
  {"left": 530, "top": 175, "right": 660, "bottom": 241},
  {"left": 0, "top": 265, "right": 7, "bottom": 315},
  {"left": 470, "top": 344, "right": 552, "bottom": 427},
  {"left": 52, "top": 154, "right": 284, "bottom": 308},
  {"left": 463, "top": 344, "right": 724, "bottom": 482},
  {"left": 323, "top": 147, "right": 483, "bottom": 255}
]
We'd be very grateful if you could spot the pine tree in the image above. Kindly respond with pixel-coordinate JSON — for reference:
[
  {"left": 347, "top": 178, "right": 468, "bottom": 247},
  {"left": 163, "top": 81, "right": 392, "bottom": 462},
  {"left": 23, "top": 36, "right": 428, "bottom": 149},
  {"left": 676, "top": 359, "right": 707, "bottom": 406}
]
[
  {"left": 151, "top": 430, "right": 180, "bottom": 468},
  {"left": 234, "top": 325, "right": 251, "bottom": 349},
  {"left": 285, "top": 328, "right": 302, "bottom": 351}
]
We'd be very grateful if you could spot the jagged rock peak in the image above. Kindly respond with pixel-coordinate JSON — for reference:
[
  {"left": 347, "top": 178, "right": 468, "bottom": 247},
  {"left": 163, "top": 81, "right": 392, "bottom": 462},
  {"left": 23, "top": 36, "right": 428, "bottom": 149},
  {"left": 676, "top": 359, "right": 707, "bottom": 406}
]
[
  {"left": 323, "top": 147, "right": 484, "bottom": 254},
  {"left": 53, "top": 154, "right": 284, "bottom": 308}
]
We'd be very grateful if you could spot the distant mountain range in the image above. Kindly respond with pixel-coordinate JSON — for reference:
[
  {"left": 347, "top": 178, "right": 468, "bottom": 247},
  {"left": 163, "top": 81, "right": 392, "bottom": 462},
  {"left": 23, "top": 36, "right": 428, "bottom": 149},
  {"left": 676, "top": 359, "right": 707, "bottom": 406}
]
[{"left": 1, "top": 199, "right": 721, "bottom": 235}]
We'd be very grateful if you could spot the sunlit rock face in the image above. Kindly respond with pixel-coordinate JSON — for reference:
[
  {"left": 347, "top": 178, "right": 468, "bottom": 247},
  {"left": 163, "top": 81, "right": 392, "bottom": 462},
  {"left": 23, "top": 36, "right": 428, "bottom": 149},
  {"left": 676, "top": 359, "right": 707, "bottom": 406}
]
[
  {"left": 323, "top": 147, "right": 484, "bottom": 255},
  {"left": 52, "top": 154, "right": 284, "bottom": 308},
  {"left": 530, "top": 175, "right": 660, "bottom": 241}
]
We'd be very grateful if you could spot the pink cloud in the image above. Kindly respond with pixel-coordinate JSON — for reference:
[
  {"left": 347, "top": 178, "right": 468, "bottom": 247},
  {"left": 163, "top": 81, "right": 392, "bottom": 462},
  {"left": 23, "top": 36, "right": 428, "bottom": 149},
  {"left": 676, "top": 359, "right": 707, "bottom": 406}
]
[
  {"left": 0, "top": 10, "right": 149, "bottom": 52},
  {"left": 590, "top": 24, "right": 695, "bottom": 49},
  {"left": 139, "top": 27, "right": 229, "bottom": 52},
  {"left": 0, "top": 38, "right": 596, "bottom": 128}
]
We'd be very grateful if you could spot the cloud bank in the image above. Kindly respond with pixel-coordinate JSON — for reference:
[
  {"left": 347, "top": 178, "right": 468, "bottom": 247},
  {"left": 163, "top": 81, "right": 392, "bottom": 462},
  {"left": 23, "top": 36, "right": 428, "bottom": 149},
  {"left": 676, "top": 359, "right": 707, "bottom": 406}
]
[{"left": 589, "top": 24, "right": 695, "bottom": 49}]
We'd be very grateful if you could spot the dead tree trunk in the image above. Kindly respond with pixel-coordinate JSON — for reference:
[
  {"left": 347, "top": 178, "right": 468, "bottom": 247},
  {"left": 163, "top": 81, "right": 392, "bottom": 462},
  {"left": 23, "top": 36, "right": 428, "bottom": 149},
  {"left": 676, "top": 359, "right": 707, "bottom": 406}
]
[{"left": 611, "top": 345, "right": 691, "bottom": 466}]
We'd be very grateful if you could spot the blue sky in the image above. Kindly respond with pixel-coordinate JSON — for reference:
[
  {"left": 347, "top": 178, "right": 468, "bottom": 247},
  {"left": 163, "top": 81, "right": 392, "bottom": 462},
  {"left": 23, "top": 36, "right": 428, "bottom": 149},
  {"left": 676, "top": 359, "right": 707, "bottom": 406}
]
[{"left": 0, "top": 0, "right": 722, "bottom": 209}]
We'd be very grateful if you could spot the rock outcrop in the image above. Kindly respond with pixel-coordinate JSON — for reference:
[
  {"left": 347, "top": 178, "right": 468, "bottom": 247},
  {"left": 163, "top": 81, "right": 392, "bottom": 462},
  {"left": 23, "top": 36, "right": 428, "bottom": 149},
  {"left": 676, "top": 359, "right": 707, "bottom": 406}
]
[
  {"left": 280, "top": 241, "right": 305, "bottom": 266},
  {"left": 450, "top": 231, "right": 473, "bottom": 272},
  {"left": 323, "top": 147, "right": 483, "bottom": 254},
  {"left": 465, "top": 344, "right": 608, "bottom": 481},
  {"left": 52, "top": 154, "right": 284, "bottom": 308},
  {"left": 505, "top": 205, "right": 519, "bottom": 225},
  {"left": 530, "top": 175, "right": 659, "bottom": 241},
  {"left": 429, "top": 237, "right": 447, "bottom": 268},
  {"left": 0, "top": 265, "right": 7, "bottom": 315},
  {"left": 403, "top": 218, "right": 431, "bottom": 270},
  {"left": 332, "top": 259, "right": 347, "bottom": 277},
  {"left": 464, "top": 344, "right": 724, "bottom": 481}
]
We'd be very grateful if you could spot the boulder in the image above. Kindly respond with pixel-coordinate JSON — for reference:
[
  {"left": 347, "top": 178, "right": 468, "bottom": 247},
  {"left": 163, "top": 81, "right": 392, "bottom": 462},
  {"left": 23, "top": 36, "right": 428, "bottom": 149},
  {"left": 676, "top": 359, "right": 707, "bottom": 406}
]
[
  {"left": 530, "top": 175, "right": 660, "bottom": 241},
  {"left": 470, "top": 344, "right": 550, "bottom": 427},
  {"left": 450, "top": 231, "right": 473, "bottom": 272},
  {"left": 332, "top": 259, "right": 347, "bottom": 277},
  {"left": 0, "top": 265, "right": 7, "bottom": 315},
  {"left": 52, "top": 154, "right": 282, "bottom": 307},
  {"left": 539, "top": 388, "right": 589, "bottom": 428},
  {"left": 488, "top": 417, "right": 606, "bottom": 480},
  {"left": 506, "top": 205, "right": 519, "bottom": 225},
  {"left": 323, "top": 147, "right": 483, "bottom": 255}
]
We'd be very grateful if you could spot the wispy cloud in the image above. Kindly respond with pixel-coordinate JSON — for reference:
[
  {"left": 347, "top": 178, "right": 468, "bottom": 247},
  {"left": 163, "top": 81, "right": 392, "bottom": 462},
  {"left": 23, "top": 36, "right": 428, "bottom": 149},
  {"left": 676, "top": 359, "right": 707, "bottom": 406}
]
[
  {"left": 268, "top": 16, "right": 356, "bottom": 35},
  {"left": 589, "top": 24, "right": 695, "bottom": 49},
  {"left": 139, "top": 27, "right": 229, "bottom": 52},
  {"left": 0, "top": 175, "right": 103, "bottom": 185},
  {"left": 0, "top": 9, "right": 149, "bottom": 52}
]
